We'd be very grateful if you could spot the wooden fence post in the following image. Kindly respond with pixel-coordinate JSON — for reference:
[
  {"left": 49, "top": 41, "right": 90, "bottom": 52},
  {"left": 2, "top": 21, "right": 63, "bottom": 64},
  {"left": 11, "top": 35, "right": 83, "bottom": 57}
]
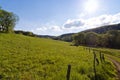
[
  {"left": 66, "top": 64, "right": 71, "bottom": 80},
  {"left": 99, "top": 51, "right": 102, "bottom": 62},
  {"left": 89, "top": 48, "right": 90, "bottom": 53},
  {"left": 102, "top": 54, "right": 105, "bottom": 62},
  {"left": 93, "top": 52, "right": 97, "bottom": 80}
]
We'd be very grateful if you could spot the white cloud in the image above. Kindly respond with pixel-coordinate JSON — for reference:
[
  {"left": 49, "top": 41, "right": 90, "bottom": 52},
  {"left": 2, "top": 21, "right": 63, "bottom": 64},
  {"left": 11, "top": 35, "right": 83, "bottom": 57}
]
[
  {"left": 63, "top": 19, "right": 85, "bottom": 28},
  {"left": 63, "top": 12, "right": 120, "bottom": 30},
  {"left": 36, "top": 27, "right": 47, "bottom": 31},
  {"left": 33, "top": 25, "right": 63, "bottom": 36},
  {"left": 29, "top": 12, "right": 120, "bottom": 35},
  {"left": 16, "top": 12, "right": 120, "bottom": 35}
]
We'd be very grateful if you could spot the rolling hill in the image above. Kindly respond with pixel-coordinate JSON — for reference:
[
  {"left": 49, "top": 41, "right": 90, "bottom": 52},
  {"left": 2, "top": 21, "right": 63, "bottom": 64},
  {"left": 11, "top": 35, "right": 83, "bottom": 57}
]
[
  {"left": 82, "top": 23, "right": 120, "bottom": 33},
  {"left": 55, "top": 23, "right": 120, "bottom": 42},
  {"left": 0, "top": 33, "right": 117, "bottom": 80}
]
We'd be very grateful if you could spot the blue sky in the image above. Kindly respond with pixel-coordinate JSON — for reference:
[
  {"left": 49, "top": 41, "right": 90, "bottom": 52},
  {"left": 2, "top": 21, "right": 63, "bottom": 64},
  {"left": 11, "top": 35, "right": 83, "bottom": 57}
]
[{"left": 0, "top": 0, "right": 120, "bottom": 35}]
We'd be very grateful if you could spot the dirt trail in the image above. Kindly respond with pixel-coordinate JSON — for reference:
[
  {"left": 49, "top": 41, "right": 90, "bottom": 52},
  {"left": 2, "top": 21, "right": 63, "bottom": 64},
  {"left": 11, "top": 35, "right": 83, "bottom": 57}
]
[{"left": 107, "top": 57, "right": 120, "bottom": 80}]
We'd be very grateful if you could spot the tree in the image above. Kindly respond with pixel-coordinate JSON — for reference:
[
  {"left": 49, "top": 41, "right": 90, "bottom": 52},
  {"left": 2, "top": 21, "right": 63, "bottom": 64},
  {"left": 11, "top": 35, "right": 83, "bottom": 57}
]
[
  {"left": 99, "top": 34, "right": 109, "bottom": 47},
  {"left": 107, "top": 30, "right": 120, "bottom": 48},
  {"left": 85, "top": 32, "right": 100, "bottom": 47},
  {"left": 72, "top": 34, "right": 80, "bottom": 46},
  {"left": 0, "top": 8, "right": 18, "bottom": 32},
  {"left": 73, "top": 33, "right": 85, "bottom": 46}
]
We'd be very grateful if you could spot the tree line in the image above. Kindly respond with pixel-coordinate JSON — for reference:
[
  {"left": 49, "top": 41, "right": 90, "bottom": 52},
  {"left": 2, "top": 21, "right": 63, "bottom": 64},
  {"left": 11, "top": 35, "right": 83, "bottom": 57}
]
[
  {"left": 0, "top": 7, "right": 18, "bottom": 33},
  {"left": 14, "top": 30, "right": 36, "bottom": 37},
  {"left": 73, "top": 30, "right": 120, "bottom": 49}
]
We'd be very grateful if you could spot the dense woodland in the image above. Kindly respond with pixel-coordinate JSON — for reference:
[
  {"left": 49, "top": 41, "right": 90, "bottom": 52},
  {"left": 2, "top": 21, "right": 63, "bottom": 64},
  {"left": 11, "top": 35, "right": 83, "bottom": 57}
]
[{"left": 73, "top": 30, "right": 120, "bottom": 49}]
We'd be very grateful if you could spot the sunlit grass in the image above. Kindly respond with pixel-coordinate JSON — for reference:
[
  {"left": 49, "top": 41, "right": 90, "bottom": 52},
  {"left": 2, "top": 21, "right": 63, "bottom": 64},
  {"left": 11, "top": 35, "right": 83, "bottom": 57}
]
[{"left": 0, "top": 33, "right": 116, "bottom": 80}]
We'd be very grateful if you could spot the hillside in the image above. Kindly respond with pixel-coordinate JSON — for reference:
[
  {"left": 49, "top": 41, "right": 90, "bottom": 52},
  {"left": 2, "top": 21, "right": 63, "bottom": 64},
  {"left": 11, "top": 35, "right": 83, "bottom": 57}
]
[
  {"left": 37, "top": 33, "right": 75, "bottom": 42},
  {"left": 36, "top": 35, "right": 58, "bottom": 40},
  {"left": 57, "top": 33, "right": 75, "bottom": 42},
  {"left": 83, "top": 23, "right": 120, "bottom": 33},
  {"left": 54, "top": 23, "right": 120, "bottom": 42},
  {"left": 0, "top": 33, "right": 117, "bottom": 80}
]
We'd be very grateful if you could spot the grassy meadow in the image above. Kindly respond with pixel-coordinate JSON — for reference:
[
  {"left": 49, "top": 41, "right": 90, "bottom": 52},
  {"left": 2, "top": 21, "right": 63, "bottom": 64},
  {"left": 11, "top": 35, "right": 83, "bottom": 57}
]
[
  {"left": 0, "top": 33, "right": 117, "bottom": 80},
  {"left": 91, "top": 47, "right": 120, "bottom": 63}
]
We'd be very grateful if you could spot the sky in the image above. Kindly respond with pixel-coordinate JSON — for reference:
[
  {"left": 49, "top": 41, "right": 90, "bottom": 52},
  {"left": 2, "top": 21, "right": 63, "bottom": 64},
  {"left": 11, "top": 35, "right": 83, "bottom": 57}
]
[{"left": 0, "top": 0, "right": 120, "bottom": 36}]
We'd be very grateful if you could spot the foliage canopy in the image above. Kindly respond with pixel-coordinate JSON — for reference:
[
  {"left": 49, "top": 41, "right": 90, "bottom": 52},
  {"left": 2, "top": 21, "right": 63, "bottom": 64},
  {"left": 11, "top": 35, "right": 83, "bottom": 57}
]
[{"left": 0, "top": 8, "right": 18, "bottom": 32}]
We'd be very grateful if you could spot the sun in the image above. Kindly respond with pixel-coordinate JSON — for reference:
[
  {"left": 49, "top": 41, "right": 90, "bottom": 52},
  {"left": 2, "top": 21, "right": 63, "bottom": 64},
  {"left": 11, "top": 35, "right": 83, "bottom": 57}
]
[{"left": 84, "top": 0, "right": 99, "bottom": 13}]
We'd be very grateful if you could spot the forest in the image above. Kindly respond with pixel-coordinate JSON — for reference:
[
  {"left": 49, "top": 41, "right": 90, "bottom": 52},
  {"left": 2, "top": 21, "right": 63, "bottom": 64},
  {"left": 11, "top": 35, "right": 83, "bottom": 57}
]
[{"left": 73, "top": 30, "right": 120, "bottom": 49}]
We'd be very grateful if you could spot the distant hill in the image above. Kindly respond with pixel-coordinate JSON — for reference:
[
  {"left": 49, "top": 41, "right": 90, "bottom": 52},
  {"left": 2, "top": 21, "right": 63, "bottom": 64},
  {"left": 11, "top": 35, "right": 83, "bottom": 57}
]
[
  {"left": 82, "top": 23, "right": 120, "bottom": 33},
  {"left": 57, "top": 23, "right": 120, "bottom": 42},
  {"left": 36, "top": 35, "right": 58, "bottom": 40},
  {"left": 57, "top": 33, "right": 75, "bottom": 42},
  {"left": 36, "top": 33, "right": 75, "bottom": 42}
]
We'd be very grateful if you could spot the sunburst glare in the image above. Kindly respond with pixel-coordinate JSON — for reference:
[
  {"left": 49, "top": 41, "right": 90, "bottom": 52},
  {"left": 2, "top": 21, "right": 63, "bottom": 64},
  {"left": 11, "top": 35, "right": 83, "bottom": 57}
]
[{"left": 84, "top": 0, "right": 99, "bottom": 13}]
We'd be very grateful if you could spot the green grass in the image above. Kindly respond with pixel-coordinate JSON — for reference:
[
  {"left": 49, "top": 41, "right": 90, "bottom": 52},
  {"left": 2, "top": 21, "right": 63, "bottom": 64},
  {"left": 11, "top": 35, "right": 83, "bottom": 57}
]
[
  {"left": 90, "top": 47, "right": 120, "bottom": 63},
  {"left": 0, "top": 33, "right": 116, "bottom": 80}
]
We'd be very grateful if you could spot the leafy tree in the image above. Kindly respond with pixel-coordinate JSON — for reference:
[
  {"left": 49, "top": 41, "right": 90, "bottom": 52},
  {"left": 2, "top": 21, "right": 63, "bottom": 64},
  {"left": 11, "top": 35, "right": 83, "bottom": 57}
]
[
  {"left": 0, "top": 8, "right": 18, "bottom": 32},
  {"left": 85, "top": 32, "right": 100, "bottom": 47},
  {"left": 116, "top": 32, "right": 120, "bottom": 48},
  {"left": 99, "top": 34, "right": 109, "bottom": 47},
  {"left": 73, "top": 33, "right": 85, "bottom": 46},
  {"left": 107, "top": 30, "right": 120, "bottom": 48},
  {"left": 72, "top": 34, "right": 80, "bottom": 46}
]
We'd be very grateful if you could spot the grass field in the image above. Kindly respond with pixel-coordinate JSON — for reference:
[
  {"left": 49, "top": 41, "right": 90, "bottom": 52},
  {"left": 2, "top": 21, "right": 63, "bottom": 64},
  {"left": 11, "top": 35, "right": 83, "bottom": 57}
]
[
  {"left": 0, "top": 33, "right": 117, "bottom": 80},
  {"left": 91, "top": 47, "right": 120, "bottom": 63}
]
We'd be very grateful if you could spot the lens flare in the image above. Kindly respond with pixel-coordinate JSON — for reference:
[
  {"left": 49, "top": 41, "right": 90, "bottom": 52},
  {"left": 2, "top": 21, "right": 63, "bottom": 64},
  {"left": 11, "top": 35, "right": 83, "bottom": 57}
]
[{"left": 84, "top": 0, "right": 99, "bottom": 13}]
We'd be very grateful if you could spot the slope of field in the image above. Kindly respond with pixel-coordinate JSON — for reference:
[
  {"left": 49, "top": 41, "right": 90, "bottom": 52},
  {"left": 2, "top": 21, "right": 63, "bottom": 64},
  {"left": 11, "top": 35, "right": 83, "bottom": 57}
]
[
  {"left": 88, "top": 47, "right": 120, "bottom": 80},
  {"left": 92, "top": 48, "right": 120, "bottom": 62},
  {"left": 0, "top": 33, "right": 116, "bottom": 80}
]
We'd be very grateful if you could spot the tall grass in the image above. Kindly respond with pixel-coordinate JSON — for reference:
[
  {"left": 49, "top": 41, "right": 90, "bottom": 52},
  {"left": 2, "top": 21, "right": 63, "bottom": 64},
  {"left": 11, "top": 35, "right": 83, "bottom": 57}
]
[{"left": 0, "top": 33, "right": 116, "bottom": 80}]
